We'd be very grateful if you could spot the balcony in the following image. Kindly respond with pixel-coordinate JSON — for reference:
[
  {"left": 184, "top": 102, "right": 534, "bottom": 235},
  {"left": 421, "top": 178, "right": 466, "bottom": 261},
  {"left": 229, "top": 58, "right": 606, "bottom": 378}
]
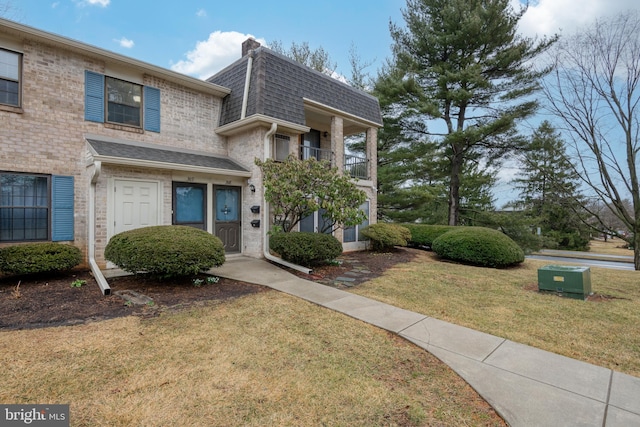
[
  {"left": 344, "top": 154, "right": 369, "bottom": 180},
  {"left": 299, "top": 145, "right": 334, "bottom": 163}
]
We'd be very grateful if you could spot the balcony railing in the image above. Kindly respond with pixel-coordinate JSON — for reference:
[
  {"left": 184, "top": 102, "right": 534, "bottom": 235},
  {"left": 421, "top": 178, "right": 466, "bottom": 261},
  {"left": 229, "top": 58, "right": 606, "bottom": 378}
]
[
  {"left": 299, "top": 145, "right": 334, "bottom": 164},
  {"left": 344, "top": 154, "right": 369, "bottom": 180}
]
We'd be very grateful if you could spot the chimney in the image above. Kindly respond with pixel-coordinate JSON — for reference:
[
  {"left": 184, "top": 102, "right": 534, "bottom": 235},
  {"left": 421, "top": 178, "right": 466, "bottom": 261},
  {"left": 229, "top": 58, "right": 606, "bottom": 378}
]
[{"left": 242, "top": 38, "right": 261, "bottom": 56}]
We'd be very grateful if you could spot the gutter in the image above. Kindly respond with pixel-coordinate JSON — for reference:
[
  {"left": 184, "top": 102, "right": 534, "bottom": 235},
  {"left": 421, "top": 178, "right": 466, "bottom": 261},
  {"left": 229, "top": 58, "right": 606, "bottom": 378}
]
[
  {"left": 262, "top": 123, "right": 312, "bottom": 274},
  {"left": 240, "top": 52, "right": 253, "bottom": 120},
  {"left": 88, "top": 161, "right": 111, "bottom": 295}
]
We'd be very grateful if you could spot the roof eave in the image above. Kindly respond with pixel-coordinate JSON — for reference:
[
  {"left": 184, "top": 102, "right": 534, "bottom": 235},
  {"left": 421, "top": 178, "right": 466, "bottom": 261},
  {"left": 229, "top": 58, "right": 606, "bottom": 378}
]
[
  {"left": 0, "top": 18, "right": 231, "bottom": 97},
  {"left": 303, "top": 98, "right": 382, "bottom": 128},
  {"left": 215, "top": 114, "right": 310, "bottom": 136},
  {"left": 90, "top": 154, "right": 252, "bottom": 177}
]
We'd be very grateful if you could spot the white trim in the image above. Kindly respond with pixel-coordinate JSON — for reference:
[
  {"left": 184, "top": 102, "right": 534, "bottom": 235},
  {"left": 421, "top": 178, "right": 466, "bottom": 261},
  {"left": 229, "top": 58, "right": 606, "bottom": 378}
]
[
  {"left": 215, "top": 114, "right": 310, "bottom": 136},
  {"left": 303, "top": 98, "right": 383, "bottom": 128},
  {"left": 92, "top": 155, "right": 252, "bottom": 177},
  {"left": 0, "top": 18, "right": 230, "bottom": 97},
  {"left": 85, "top": 134, "right": 252, "bottom": 177}
]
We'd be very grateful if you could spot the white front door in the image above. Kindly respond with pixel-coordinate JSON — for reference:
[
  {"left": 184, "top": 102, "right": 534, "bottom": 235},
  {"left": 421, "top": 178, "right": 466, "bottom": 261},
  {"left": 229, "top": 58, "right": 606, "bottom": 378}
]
[{"left": 113, "top": 179, "right": 159, "bottom": 235}]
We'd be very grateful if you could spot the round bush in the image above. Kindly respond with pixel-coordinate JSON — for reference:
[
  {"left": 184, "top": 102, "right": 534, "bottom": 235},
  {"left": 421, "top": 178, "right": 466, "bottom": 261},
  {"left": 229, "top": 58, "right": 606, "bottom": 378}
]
[
  {"left": 432, "top": 227, "right": 525, "bottom": 268},
  {"left": 401, "top": 223, "right": 455, "bottom": 248},
  {"left": 0, "top": 243, "right": 82, "bottom": 275},
  {"left": 270, "top": 232, "right": 342, "bottom": 266},
  {"left": 105, "top": 225, "right": 225, "bottom": 278},
  {"left": 359, "top": 223, "right": 411, "bottom": 252}
]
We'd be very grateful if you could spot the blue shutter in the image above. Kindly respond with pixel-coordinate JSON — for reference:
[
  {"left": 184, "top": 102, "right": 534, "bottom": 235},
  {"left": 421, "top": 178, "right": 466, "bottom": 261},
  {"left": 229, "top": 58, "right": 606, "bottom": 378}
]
[
  {"left": 85, "top": 71, "right": 104, "bottom": 122},
  {"left": 52, "top": 175, "right": 74, "bottom": 241},
  {"left": 144, "top": 86, "right": 161, "bottom": 132}
]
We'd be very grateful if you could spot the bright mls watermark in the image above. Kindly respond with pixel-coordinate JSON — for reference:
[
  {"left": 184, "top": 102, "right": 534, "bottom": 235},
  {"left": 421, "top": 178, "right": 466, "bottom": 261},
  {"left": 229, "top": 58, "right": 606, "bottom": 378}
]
[{"left": 1, "top": 405, "right": 69, "bottom": 426}]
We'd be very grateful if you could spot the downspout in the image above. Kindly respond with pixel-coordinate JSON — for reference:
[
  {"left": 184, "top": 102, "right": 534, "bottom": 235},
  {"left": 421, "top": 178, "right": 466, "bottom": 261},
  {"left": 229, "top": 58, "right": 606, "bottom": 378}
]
[
  {"left": 240, "top": 52, "right": 253, "bottom": 120},
  {"left": 88, "top": 161, "right": 111, "bottom": 295},
  {"left": 262, "top": 123, "right": 312, "bottom": 274}
]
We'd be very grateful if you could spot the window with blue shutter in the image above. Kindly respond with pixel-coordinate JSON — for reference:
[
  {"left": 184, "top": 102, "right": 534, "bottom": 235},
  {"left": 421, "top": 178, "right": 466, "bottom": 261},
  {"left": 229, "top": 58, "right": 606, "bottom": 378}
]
[
  {"left": 52, "top": 175, "right": 74, "bottom": 241},
  {"left": 84, "top": 71, "right": 104, "bottom": 123},
  {"left": 144, "top": 86, "right": 161, "bottom": 132}
]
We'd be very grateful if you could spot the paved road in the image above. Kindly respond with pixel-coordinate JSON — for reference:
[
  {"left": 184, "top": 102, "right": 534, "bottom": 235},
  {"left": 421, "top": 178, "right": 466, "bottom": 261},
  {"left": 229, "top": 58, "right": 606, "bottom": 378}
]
[{"left": 527, "top": 255, "right": 635, "bottom": 271}]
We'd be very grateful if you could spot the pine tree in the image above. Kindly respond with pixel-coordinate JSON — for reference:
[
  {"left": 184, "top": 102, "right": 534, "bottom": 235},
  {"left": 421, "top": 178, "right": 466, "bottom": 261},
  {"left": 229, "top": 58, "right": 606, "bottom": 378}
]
[
  {"left": 385, "top": 0, "right": 557, "bottom": 225},
  {"left": 512, "top": 121, "right": 590, "bottom": 250}
]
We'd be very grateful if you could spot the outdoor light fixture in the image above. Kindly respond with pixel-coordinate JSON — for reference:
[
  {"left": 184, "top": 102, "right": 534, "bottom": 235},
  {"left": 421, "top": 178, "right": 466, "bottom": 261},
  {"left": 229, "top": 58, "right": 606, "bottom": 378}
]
[
  {"left": 250, "top": 205, "right": 260, "bottom": 214},
  {"left": 250, "top": 220, "right": 260, "bottom": 228},
  {"left": 249, "top": 184, "right": 256, "bottom": 193}
]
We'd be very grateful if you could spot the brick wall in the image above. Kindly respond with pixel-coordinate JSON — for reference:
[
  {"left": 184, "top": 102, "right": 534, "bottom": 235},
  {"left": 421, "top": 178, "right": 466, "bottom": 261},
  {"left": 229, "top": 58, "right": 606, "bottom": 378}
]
[{"left": 0, "top": 35, "right": 228, "bottom": 266}]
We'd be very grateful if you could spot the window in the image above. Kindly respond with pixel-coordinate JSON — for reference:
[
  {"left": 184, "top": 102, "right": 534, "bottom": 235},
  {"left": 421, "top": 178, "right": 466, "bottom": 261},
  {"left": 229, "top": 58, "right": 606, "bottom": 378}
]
[
  {"left": 0, "top": 48, "right": 21, "bottom": 107},
  {"left": 274, "top": 134, "right": 290, "bottom": 161},
  {"left": 84, "top": 71, "right": 160, "bottom": 132},
  {"left": 0, "top": 173, "right": 74, "bottom": 242},
  {"left": 344, "top": 201, "right": 369, "bottom": 242},
  {"left": 300, "top": 208, "right": 332, "bottom": 234},
  {"left": 106, "top": 77, "right": 142, "bottom": 127},
  {"left": 173, "top": 182, "right": 207, "bottom": 230}
]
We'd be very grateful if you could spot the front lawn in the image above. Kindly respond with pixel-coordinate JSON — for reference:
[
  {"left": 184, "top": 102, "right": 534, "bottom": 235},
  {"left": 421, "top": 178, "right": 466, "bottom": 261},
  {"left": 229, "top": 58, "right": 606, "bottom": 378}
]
[
  {"left": 351, "top": 250, "right": 640, "bottom": 376},
  {"left": 0, "top": 291, "right": 503, "bottom": 426}
]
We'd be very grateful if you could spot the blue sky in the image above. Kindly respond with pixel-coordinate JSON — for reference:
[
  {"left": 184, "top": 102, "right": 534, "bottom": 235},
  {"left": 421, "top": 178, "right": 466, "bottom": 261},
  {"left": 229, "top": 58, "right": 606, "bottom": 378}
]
[
  {"left": 6, "top": 0, "right": 639, "bottom": 206},
  {"left": 11, "top": 0, "right": 638, "bottom": 81},
  {"left": 10, "top": 0, "right": 405, "bottom": 79}
]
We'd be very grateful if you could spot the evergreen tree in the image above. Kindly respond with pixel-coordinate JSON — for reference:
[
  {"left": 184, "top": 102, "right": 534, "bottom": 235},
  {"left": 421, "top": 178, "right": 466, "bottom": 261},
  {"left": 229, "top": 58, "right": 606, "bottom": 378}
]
[
  {"left": 384, "top": 0, "right": 557, "bottom": 225},
  {"left": 512, "top": 121, "right": 590, "bottom": 250}
]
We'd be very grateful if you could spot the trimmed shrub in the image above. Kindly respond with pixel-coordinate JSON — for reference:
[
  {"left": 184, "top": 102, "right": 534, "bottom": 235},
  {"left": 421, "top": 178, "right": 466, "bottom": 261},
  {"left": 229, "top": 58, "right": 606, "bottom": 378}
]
[
  {"left": 359, "top": 223, "right": 411, "bottom": 252},
  {"left": 105, "top": 225, "right": 225, "bottom": 278},
  {"left": 270, "top": 232, "right": 342, "bottom": 266},
  {"left": 401, "top": 223, "right": 455, "bottom": 248},
  {"left": 432, "top": 227, "right": 525, "bottom": 268},
  {"left": 0, "top": 243, "right": 82, "bottom": 275}
]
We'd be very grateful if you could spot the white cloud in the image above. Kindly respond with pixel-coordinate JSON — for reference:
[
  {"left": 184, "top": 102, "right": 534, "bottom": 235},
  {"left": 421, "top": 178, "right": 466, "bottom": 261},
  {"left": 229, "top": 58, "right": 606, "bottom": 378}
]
[
  {"left": 115, "top": 37, "right": 134, "bottom": 49},
  {"left": 196, "top": 9, "right": 207, "bottom": 18},
  {"left": 171, "top": 31, "right": 266, "bottom": 79},
  {"left": 512, "top": 0, "right": 638, "bottom": 38},
  {"left": 80, "top": 0, "right": 110, "bottom": 6},
  {"left": 51, "top": 2, "right": 60, "bottom": 8}
]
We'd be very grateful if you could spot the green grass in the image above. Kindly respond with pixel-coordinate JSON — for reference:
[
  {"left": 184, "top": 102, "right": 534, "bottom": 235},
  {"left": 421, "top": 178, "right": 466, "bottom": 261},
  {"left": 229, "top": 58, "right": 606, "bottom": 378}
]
[
  {"left": 0, "top": 291, "right": 504, "bottom": 426},
  {"left": 351, "top": 250, "right": 640, "bottom": 376}
]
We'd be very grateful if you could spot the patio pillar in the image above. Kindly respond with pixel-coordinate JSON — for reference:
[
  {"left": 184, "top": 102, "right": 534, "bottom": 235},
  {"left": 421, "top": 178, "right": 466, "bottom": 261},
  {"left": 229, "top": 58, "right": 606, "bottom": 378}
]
[
  {"left": 366, "top": 126, "right": 378, "bottom": 222},
  {"left": 331, "top": 116, "right": 345, "bottom": 243}
]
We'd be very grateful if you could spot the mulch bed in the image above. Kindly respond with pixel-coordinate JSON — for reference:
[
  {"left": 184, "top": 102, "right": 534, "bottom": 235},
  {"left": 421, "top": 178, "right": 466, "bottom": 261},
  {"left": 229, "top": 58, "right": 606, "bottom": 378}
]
[{"left": 0, "top": 248, "right": 418, "bottom": 330}]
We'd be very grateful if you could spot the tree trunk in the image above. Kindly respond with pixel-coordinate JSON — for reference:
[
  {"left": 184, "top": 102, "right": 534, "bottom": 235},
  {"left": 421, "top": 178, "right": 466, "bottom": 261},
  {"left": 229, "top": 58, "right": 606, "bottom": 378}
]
[
  {"left": 448, "top": 153, "right": 463, "bottom": 226},
  {"left": 634, "top": 232, "right": 640, "bottom": 271}
]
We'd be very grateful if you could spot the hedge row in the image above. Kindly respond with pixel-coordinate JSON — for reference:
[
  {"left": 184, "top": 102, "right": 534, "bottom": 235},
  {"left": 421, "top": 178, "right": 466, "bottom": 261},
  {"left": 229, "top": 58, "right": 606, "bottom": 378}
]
[
  {"left": 431, "top": 226, "right": 525, "bottom": 268},
  {"left": 400, "top": 223, "right": 455, "bottom": 247},
  {"left": 105, "top": 225, "right": 225, "bottom": 278},
  {"left": 270, "top": 232, "right": 343, "bottom": 266},
  {"left": 0, "top": 243, "right": 82, "bottom": 275}
]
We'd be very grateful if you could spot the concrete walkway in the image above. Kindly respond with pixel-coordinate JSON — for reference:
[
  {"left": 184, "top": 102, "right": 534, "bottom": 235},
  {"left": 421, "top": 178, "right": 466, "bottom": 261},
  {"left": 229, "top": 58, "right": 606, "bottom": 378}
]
[{"left": 213, "top": 256, "right": 640, "bottom": 427}]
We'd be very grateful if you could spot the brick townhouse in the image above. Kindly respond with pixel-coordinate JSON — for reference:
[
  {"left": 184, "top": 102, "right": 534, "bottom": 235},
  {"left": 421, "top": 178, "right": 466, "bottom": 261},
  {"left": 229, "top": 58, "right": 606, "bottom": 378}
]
[{"left": 0, "top": 18, "right": 382, "bottom": 293}]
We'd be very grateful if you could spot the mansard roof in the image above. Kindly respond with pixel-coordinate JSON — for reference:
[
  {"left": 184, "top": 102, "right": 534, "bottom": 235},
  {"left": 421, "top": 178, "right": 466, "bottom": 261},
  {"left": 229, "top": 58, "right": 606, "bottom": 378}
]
[{"left": 208, "top": 46, "right": 383, "bottom": 129}]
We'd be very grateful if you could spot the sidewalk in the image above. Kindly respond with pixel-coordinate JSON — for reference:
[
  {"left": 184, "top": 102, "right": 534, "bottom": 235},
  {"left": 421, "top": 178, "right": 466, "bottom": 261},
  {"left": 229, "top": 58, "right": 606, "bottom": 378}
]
[{"left": 213, "top": 256, "right": 640, "bottom": 427}]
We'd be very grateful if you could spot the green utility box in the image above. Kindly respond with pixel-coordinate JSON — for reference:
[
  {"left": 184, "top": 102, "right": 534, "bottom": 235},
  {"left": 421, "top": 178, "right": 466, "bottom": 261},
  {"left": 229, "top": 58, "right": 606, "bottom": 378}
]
[{"left": 537, "top": 265, "right": 592, "bottom": 300}]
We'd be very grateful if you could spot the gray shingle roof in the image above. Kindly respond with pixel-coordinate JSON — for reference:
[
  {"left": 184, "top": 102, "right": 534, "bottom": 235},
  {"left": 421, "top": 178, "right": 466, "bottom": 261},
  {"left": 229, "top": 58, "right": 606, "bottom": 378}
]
[
  {"left": 86, "top": 138, "right": 249, "bottom": 172},
  {"left": 208, "top": 47, "right": 383, "bottom": 128}
]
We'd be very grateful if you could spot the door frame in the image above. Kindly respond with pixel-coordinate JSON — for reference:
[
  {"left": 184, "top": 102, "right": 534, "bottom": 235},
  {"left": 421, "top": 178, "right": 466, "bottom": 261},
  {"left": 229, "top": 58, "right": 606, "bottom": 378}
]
[
  {"left": 213, "top": 184, "right": 242, "bottom": 253},
  {"left": 106, "top": 177, "right": 162, "bottom": 269},
  {"left": 107, "top": 177, "right": 163, "bottom": 242}
]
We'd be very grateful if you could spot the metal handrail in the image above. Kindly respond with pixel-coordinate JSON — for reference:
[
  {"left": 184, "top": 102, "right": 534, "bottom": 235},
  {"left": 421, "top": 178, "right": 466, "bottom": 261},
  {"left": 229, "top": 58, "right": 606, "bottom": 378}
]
[
  {"left": 299, "top": 145, "right": 334, "bottom": 163},
  {"left": 344, "top": 154, "right": 369, "bottom": 179}
]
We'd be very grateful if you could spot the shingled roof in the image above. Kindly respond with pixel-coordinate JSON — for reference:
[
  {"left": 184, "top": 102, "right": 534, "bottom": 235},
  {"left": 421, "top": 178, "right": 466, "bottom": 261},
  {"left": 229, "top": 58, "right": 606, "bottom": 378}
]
[
  {"left": 86, "top": 138, "right": 250, "bottom": 175},
  {"left": 208, "top": 45, "right": 383, "bottom": 128}
]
